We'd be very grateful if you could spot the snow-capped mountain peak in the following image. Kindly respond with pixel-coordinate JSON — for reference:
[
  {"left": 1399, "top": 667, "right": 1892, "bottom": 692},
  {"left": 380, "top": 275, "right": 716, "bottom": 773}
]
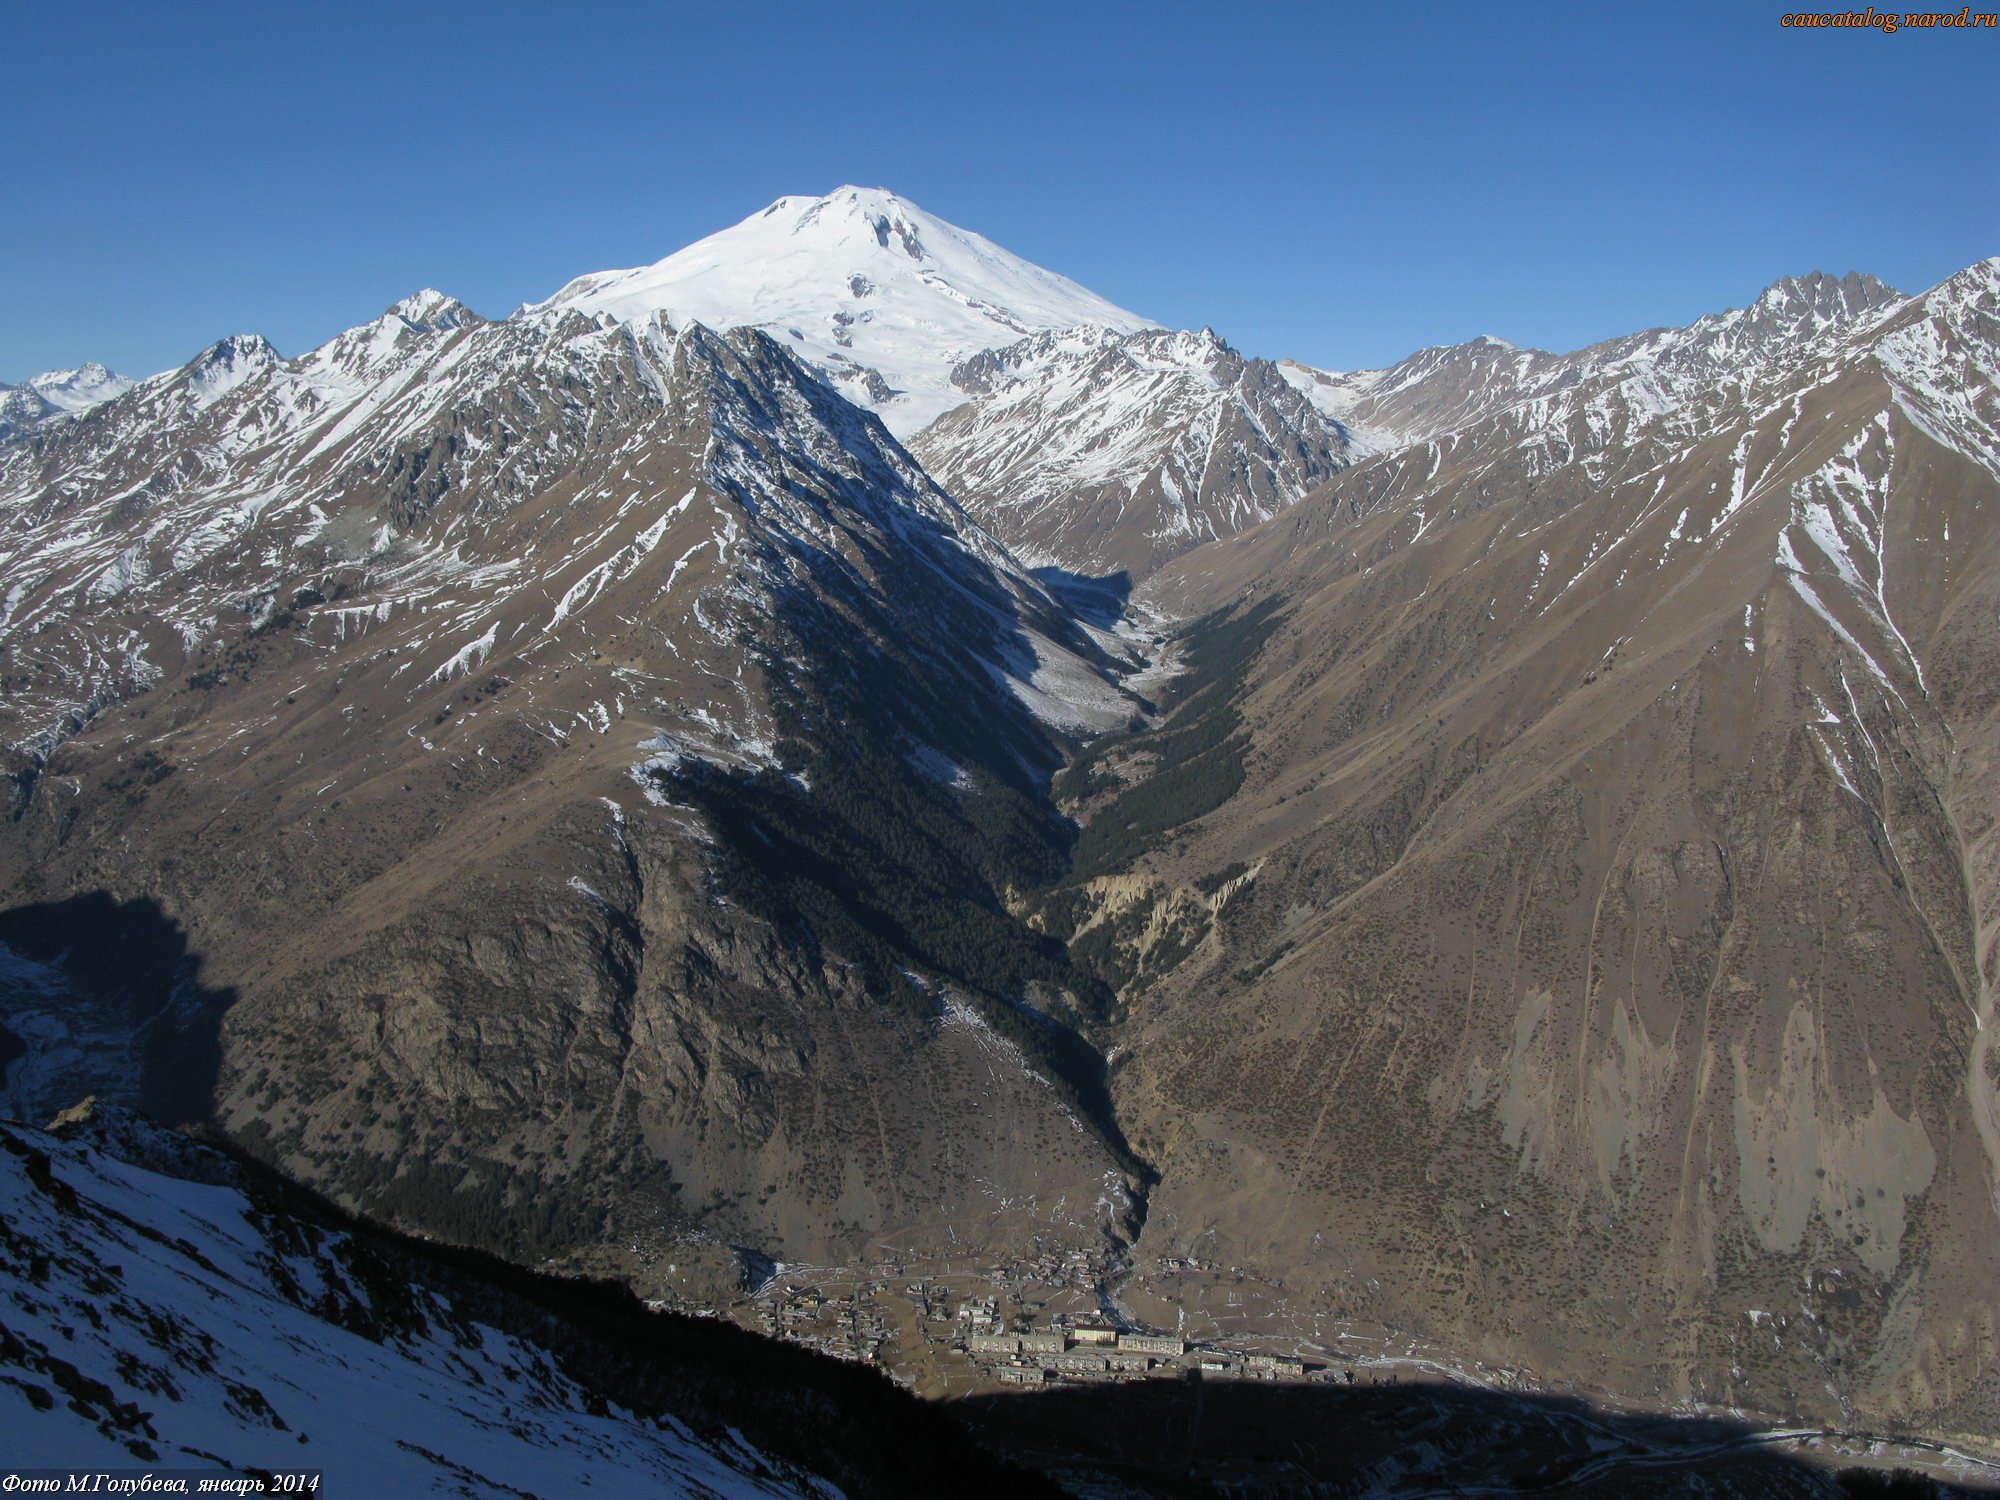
[
  {"left": 0, "top": 361, "right": 136, "bottom": 439},
  {"left": 1752, "top": 268, "right": 1898, "bottom": 324},
  {"left": 26, "top": 361, "right": 134, "bottom": 413},
  {"left": 912, "top": 321, "right": 1356, "bottom": 577},
  {"left": 386, "top": 287, "right": 475, "bottom": 332},
  {"left": 0, "top": 383, "right": 59, "bottom": 439},
  {"left": 523, "top": 185, "right": 1156, "bottom": 435},
  {"left": 292, "top": 290, "right": 483, "bottom": 390},
  {"left": 193, "top": 331, "right": 281, "bottom": 367},
  {"left": 171, "top": 331, "right": 283, "bottom": 409}
]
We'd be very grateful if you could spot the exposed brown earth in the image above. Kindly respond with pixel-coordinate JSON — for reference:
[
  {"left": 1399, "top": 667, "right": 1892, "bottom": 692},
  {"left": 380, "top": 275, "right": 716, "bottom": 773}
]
[
  {"left": 1084, "top": 263, "right": 2000, "bottom": 1432},
  {"left": 0, "top": 300, "right": 1144, "bottom": 1301}
]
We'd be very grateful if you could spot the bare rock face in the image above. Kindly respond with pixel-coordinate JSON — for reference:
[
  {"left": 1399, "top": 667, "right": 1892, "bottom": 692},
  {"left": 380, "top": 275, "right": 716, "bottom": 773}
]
[
  {"left": 1070, "top": 263, "right": 2000, "bottom": 1430},
  {"left": 0, "top": 294, "right": 1144, "bottom": 1291},
  {"left": 911, "top": 325, "right": 1356, "bottom": 581}
]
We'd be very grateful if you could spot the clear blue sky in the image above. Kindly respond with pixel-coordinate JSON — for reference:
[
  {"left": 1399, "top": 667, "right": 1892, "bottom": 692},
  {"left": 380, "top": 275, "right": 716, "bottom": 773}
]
[{"left": 4, "top": 0, "right": 1994, "bottom": 384}]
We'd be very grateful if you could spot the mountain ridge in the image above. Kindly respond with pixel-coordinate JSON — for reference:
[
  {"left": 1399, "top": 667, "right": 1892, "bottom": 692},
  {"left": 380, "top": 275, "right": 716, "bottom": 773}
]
[
  {"left": 911, "top": 323, "right": 1358, "bottom": 579},
  {"left": 1078, "top": 247, "right": 2000, "bottom": 1433}
]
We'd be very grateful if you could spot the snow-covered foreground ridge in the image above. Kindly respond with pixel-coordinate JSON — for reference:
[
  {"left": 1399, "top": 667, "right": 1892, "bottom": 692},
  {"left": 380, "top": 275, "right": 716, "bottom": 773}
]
[
  {"left": 0, "top": 1105, "right": 842, "bottom": 1494},
  {"left": 0, "top": 1106, "right": 1055, "bottom": 1496}
]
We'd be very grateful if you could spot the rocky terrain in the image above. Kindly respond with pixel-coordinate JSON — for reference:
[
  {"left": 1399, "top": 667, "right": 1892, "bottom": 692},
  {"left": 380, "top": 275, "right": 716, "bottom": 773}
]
[
  {"left": 911, "top": 324, "right": 1355, "bottom": 579},
  {"left": 0, "top": 269, "right": 1149, "bottom": 1303},
  {"left": 3, "top": 185, "right": 1998, "bottom": 1475},
  {"left": 1073, "top": 261, "right": 2000, "bottom": 1436}
]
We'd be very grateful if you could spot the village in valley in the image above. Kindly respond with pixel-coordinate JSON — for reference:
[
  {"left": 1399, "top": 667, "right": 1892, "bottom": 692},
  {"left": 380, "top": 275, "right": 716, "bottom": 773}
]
[
  {"left": 743, "top": 1266, "right": 1318, "bottom": 1394},
  {"left": 639, "top": 1242, "right": 1451, "bottom": 1400}
]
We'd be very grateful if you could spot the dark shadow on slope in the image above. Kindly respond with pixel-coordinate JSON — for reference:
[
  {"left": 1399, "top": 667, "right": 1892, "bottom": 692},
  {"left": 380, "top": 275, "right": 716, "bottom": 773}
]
[
  {"left": 1030, "top": 566, "right": 1134, "bottom": 632},
  {"left": 1048, "top": 596, "right": 1287, "bottom": 888},
  {"left": 659, "top": 420, "right": 1159, "bottom": 1180},
  {"left": 30, "top": 1108, "right": 1061, "bottom": 1500},
  {"left": 956, "top": 1376, "right": 2000, "bottom": 1498},
  {"left": 0, "top": 893, "right": 232, "bottom": 1127},
  {"left": 664, "top": 698, "right": 1150, "bottom": 1184}
]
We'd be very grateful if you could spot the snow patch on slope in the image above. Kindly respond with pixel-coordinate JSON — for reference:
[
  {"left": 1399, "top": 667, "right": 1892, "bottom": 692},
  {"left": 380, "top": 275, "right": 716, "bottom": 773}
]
[{"left": 0, "top": 1110, "right": 840, "bottom": 1496}]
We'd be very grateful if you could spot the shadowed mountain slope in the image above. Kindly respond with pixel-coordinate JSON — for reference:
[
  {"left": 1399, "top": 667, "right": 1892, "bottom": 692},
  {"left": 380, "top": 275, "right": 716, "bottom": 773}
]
[{"left": 0, "top": 288, "right": 1149, "bottom": 1297}]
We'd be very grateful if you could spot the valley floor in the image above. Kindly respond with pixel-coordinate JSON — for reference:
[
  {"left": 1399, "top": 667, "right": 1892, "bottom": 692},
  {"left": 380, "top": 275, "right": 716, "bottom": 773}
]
[{"left": 666, "top": 1244, "right": 2000, "bottom": 1496}]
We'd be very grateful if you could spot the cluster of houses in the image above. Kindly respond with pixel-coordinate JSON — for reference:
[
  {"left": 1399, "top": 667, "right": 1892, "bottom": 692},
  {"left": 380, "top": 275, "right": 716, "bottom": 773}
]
[
  {"left": 966, "top": 1325, "right": 1182, "bottom": 1384},
  {"left": 728, "top": 1259, "right": 1339, "bottom": 1391},
  {"left": 753, "top": 1283, "right": 890, "bottom": 1365},
  {"left": 958, "top": 1318, "right": 1322, "bottom": 1386},
  {"left": 1150, "top": 1254, "right": 1222, "bottom": 1275},
  {"left": 1005, "top": 1247, "right": 1106, "bottom": 1291},
  {"left": 1198, "top": 1350, "right": 1310, "bottom": 1379}
]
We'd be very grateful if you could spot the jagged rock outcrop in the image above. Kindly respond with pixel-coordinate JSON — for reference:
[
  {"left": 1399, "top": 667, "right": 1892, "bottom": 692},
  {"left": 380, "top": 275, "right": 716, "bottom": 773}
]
[{"left": 913, "top": 324, "right": 1355, "bottom": 579}]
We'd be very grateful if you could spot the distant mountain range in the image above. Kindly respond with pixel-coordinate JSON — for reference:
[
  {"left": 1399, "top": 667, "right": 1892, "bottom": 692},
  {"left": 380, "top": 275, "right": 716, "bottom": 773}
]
[{"left": 3, "top": 187, "right": 1997, "bottom": 1479}]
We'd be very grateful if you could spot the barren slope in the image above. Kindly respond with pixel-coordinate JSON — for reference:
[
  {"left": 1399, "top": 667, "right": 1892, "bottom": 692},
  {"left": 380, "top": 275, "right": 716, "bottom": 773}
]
[
  {"left": 0, "top": 294, "right": 1146, "bottom": 1296},
  {"left": 1056, "top": 262, "right": 2000, "bottom": 1432}
]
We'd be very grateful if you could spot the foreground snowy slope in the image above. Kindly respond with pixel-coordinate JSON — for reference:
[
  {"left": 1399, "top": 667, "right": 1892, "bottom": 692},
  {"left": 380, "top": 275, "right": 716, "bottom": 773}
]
[
  {"left": 0, "top": 1103, "right": 1055, "bottom": 1495},
  {"left": 528, "top": 186, "right": 1155, "bottom": 435},
  {"left": 0, "top": 1111, "right": 823, "bottom": 1492}
]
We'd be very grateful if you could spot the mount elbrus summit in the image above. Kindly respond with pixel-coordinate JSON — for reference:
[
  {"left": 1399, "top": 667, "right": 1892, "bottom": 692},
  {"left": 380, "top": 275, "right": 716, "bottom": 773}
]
[{"left": 3, "top": 187, "right": 1999, "bottom": 1491}]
